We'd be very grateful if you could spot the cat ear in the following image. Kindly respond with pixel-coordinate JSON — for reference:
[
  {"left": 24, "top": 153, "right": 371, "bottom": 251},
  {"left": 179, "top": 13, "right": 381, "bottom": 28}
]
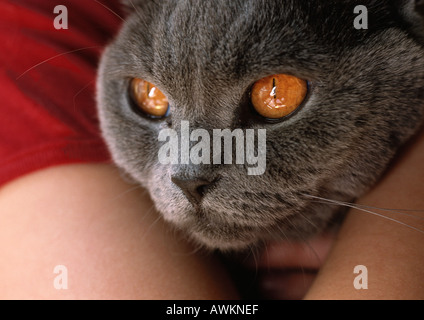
[{"left": 399, "top": 0, "right": 424, "bottom": 44}]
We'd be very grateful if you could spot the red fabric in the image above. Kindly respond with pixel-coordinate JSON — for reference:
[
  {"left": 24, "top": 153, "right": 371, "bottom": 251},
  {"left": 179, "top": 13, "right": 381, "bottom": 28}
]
[{"left": 0, "top": 0, "right": 123, "bottom": 186}]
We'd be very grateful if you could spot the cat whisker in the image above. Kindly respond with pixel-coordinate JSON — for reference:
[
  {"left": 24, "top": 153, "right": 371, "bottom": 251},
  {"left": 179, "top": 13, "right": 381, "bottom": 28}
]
[
  {"left": 285, "top": 216, "right": 324, "bottom": 271},
  {"left": 296, "top": 208, "right": 320, "bottom": 231},
  {"left": 301, "top": 193, "right": 424, "bottom": 235},
  {"left": 93, "top": 0, "right": 126, "bottom": 22},
  {"left": 16, "top": 46, "right": 101, "bottom": 80},
  {"left": 184, "top": 241, "right": 205, "bottom": 256},
  {"left": 73, "top": 80, "right": 95, "bottom": 111},
  {"left": 137, "top": 209, "right": 164, "bottom": 245},
  {"left": 126, "top": 0, "right": 144, "bottom": 21},
  {"left": 16, "top": 2, "right": 126, "bottom": 82},
  {"left": 107, "top": 184, "right": 147, "bottom": 204},
  {"left": 295, "top": 210, "right": 327, "bottom": 269},
  {"left": 247, "top": 243, "right": 261, "bottom": 288},
  {"left": 253, "top": 243, "right": 262, "bottom": 272},
  {"left": 165, "top": 226, "right": 205, "bottom": 257},
  {"left": 94, "top": 184, "right": 145, "bottom": 217},
  {"left": 305, "top": 195, "right": 424, "bottom": 220},
  {"left": 352, "top": 203, "right": 424, "bottom": 216},
  {"left": 271, "top": 221, "right": 290, "bottom": 245}
]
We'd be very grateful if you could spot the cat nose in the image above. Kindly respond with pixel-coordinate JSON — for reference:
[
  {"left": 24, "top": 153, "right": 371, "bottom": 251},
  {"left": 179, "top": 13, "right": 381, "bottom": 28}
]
[{"left": 171, "top": 175, "right": 219, "bottom": 206}]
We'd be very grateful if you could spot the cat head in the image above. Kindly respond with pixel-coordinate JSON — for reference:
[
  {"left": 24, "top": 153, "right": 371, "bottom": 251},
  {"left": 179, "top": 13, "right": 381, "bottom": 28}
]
[{"left": 97, "top": 0, "right": 424, "bottom": 250}]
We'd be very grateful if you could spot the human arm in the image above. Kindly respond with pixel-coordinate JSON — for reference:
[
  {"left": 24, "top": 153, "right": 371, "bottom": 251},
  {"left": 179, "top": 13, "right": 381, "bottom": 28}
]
[
  {"left": 305, "top": 129, "right": 424, "bottom": 299},
  {"left": 0, "top": 164, "right": 238, "bottom": 299},
  {"left": 245, "top": 129, "right": 424, "bottom": 300}
]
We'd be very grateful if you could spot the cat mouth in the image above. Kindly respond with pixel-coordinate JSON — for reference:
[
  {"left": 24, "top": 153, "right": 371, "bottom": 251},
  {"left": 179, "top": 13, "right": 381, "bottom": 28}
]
[
  {"left": 160, "top": 188, "right": 329, "bottom": 249},
  {"left": 175, "top": 204, "right": 327, "bottom": 250}
]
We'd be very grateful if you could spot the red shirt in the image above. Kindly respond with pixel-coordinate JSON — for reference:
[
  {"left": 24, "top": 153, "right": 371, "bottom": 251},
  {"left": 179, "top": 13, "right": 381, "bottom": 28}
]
[{"left": 0, "top": 0, "right": 122, "bottom": 186}]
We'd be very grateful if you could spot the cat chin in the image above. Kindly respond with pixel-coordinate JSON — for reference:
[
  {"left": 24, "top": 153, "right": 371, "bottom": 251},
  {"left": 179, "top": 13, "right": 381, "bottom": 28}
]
[
  {"left": 186, "top": 222, "right": 321, "bottom": 251},
  {"left": 187, "top": 225, "right": 327, "bottom": 251},
  {"left": 161, "top": 209, "right": 262, "bottom": 250},
  {"left": 178, "top": 226, "right": 255, "bottom": 251},
  {"left": 187, "top": 234, "right": 251, "bottom": 251},
  {"left": 166, "top": 202, "right": 341, "bottom": 251}
]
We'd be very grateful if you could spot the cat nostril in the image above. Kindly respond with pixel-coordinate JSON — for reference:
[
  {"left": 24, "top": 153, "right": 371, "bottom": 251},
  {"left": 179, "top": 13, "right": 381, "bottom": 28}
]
[
  {"left": 196, "top": 184, "right": 208, "bottom": 197},
  {"left": 171, "top": 176, "right": 218, "bottom": 206}
]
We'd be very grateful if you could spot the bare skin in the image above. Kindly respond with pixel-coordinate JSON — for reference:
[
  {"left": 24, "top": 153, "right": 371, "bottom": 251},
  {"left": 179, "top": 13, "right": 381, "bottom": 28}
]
[
  {"left": 1, "top": 129, "right": 423, "bottom": 300},
  {"left": 250, "top": 129, "right": 424, "bottom": 300},
  {"left": 305, "top": 129, "right": 424, "bottom": 300},
  {"left": 0, "top": 164, "right": 238, "bottom": 299}
]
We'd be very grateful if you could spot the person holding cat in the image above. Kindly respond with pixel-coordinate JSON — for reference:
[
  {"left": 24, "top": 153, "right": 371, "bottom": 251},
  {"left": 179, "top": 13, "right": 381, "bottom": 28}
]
[{"left": 0, "top": 0, "right": 423, "bottom": 300}]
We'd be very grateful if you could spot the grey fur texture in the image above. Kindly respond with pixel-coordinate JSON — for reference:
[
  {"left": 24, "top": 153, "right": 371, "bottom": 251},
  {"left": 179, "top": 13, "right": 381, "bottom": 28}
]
[{"left": 97, "top": 0, "right": 424, "bottom": 250}]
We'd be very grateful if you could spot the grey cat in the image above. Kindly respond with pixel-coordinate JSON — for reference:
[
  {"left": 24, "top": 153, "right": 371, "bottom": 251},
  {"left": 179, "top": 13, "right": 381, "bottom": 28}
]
[{"left": 97, "top": 0, "right": 424, "bottom": 250}]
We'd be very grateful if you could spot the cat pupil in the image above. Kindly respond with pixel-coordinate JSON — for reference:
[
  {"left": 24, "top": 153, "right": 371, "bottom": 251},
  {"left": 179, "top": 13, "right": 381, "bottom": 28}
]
[{"left": 271, "top": 78, "right": 277, "bottom": 99}]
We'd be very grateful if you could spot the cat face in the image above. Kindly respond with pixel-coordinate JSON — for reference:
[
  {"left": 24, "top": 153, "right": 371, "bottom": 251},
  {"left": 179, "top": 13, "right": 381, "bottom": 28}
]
[{"left": 97, "top": 0, "right": 424, "bottom": 250}]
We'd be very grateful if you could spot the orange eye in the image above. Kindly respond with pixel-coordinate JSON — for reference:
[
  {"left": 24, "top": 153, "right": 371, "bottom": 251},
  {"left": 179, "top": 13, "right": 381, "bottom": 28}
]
[
  {"left": 251, "top": 74, "right": 308, "bottom": 119},
  {"left": 130, "top": 78, "right": 169, "bottom": 118}
]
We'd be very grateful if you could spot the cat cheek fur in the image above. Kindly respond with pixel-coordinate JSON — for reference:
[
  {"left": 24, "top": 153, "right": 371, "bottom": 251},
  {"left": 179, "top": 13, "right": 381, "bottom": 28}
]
[{"left": 97, "top": 0, "right": 424, "bottom": 250}]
